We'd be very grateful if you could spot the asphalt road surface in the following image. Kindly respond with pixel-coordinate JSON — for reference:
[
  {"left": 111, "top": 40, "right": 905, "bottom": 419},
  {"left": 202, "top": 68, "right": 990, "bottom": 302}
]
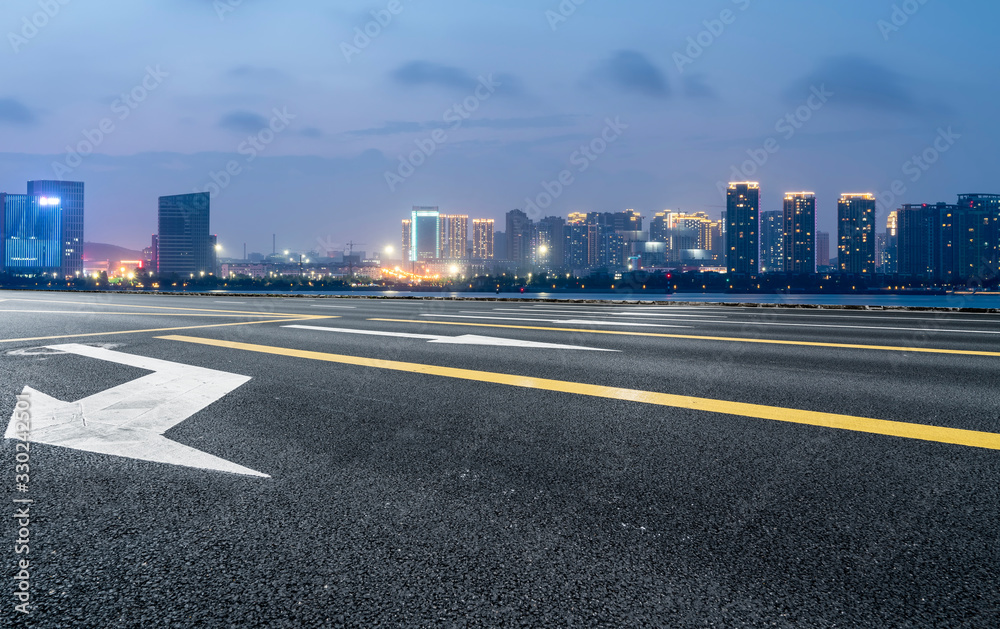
[{"left": 2, "top": 290, "right": 999, "bottom": 628}]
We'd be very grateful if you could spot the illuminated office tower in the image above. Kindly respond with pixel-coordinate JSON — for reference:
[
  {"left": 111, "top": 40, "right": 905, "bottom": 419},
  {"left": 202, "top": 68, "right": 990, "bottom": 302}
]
[
  {"left": 783, "top": 192, "right": 816, "bottom": 274},
  {"left": 881, "top": 210, "right": 899, "bottom": 274},
  {"left": 447, "top": 214, "right": 469, "bottom": 259},
  {"left": 438, "top": 214, "right": 450, "bottom": 258},
  {"left": 157, "top": 193, "right": 213, "bottom": 276},
  {"left": 27, "top": 180, "right": 84, "bottom": 277},
  {"left": 0, "top": 193, "right": 63, "bottom": 275},
  {"left": 726, "top": 182, "right": 760, "bottom": 276},
  {"left": 401, "top": 219, "right": 412, "bottom": 263},
  {"left": 472, "top": 219, "right": 494, "bottom": 259},
  {"left": 760, "top": 210, "right": 783, "bottom": 273},
  {"left": 565, "top": 213, "right": 589, "bottom": 270},
  {"left": 837, "top": 193, "right": 877, "bottom": 275},
  {"left": 410, "top": 206, "right": 441, "bottom": 261}
]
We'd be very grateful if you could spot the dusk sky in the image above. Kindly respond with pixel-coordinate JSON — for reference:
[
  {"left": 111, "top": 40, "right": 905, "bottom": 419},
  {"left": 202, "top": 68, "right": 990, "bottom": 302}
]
[{"left": 1, "top": 0, "right": 996, "bottom": 255}]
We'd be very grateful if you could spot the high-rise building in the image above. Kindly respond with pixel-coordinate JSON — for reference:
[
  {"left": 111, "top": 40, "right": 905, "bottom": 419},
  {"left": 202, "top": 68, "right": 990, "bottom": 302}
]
[
  {"left": 401, "top": 219, "right": 412, "bottom": 263},
  {"left": 446, "top": 215, "right": 469, "bottom": 259},
  {"left": 536, "top": 216, "right": 566, "bottom": 268},
  {"left": 898, "top": 203, "right": 956, "bottom": 280},
  {"left": 1, "top": 193, "right": 63, "bottom": 275},
  {"left": 472, "top": 219, "right": 494, "bottom": 260},
  {"left": 881, "top": 210, "right": 899, "bottom": 274},
  {"left": 565, "top": 215, "right": 589, "bottom": 270},
  {"left": 710, "top": 219, "right": 725, "bottom": 262},
  {"left": 157, "top": 193, "right": 213, "bottom": 276},
  {"left": 726, "top": 182, "right": 760, "bottom": 276},
  {"left": 954, "top": 194, "right": 1000, "bottom": 281},
  {"left": 816, "top": 232, "right": 831, "bottom": 269},
  {"left": 505, "top": 209, "right": 533, "bottom": 265},
  {"left": 760, "top": 210, "right": 784, "bottom": 273},
  {"left": 27, "top": 180, "right": 84, "bottom": 277},
  {"left": 615, "top": 209, "right": 643, "bottom": 232},
  {"left": 493, "top": 230, "right": 507, "bottom": 261},
  {"left": 649, "top": 211, "right": 670, "bottom": 244},
  {"left": 783, "top": 192, "right": 816, "bottom": 274},
  {"left": 410, "top": 206, "right": 440, "bottom": 262},
  {"left": 145, "top": 234, "right": 158, "bottom": 269},
  {"left": 837, "top": 193, "right": 877, "bottom": 275},
  {"left": 585, "top": 223, "right": 602, "bottom": 268}
]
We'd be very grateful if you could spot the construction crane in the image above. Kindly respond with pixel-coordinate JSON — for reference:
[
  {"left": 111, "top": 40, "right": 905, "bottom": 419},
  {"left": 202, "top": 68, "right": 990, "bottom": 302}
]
[{"left": 345, "top": 241, "right": 366, "bottom": 277}]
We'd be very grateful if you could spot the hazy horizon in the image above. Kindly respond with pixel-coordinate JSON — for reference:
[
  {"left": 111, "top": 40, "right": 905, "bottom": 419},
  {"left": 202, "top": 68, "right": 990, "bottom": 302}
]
[{"left": 2, "top": 0, "right": 996, "bottom": 254}]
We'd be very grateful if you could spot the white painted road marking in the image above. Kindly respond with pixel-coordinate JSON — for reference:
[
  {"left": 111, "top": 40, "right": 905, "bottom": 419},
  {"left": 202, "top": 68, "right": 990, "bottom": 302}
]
[
  {"left": 487, "top": 311, "right": 1000, "bottom": 335},
  {"left": 420, "top": 314, "right": 692, "bottom": 328},
  {"left": 4, "top": 343, "right": 267, "bottom": 477},
  {"left": 284, "top": 325, "right": 618, "bottom": 351},
  {"left": 310, "top": 305, "right": 356, "bottom": 309},
  {"left": 489, "top": 308, "right": 722, "bottom": 318}
]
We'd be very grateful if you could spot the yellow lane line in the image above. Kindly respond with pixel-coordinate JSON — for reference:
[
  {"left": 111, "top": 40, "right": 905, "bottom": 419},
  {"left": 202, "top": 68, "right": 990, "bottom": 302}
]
[
  {"left": 7, "top": 297, "right": 301, "bottom": 318},
  {"left": 369, "top": 318, "right": 1000, "bottom": 358},
  {"left": 0, "top": 310, "right": 288, "bottom": 318},
  {"left": 158, "top": 334, "right": 1000, "bottom": 451},
  {"left": 0, "top": 316, "right": 337, "bottom": 345}
]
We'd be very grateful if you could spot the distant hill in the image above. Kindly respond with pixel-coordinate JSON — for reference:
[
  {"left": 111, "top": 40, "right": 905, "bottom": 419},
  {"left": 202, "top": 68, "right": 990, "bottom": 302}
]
[{"left": 83, "top": 242, "right": 145, "bottom": 263}]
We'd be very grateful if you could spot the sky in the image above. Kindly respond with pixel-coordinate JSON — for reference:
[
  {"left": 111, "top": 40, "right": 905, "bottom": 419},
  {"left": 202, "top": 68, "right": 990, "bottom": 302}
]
[{"left": 0, "top": 0, "right": 997, "bottom": 256}]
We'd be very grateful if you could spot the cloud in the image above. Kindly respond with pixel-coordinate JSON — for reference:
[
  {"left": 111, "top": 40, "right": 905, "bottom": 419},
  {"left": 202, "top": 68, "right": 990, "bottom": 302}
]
[
  {"left": 226, "top": 66, "right": 290, "bottom": 83},
  {"left": 0, "top": 98, "right": 38, "bottom": 126},
  {"left": 586, "top": 50, "right": 670, "bottom": 98},
  {"left": 298, "top": 127, "right": 323, "bottom": 139},
  {"left": 784, "top": 56, "right": 919, "bottom": 112},
  {"left": 391, "top": 61, "right": 476, "bottom": 89},
  {"left": 218, "top": 111, "right": 270, "bottom": 133},
  {"left": 682, "top": 74, "right": 717, "bottom": 100},
  {"left": 390, "top": 61, "right": 523, "bottom": 96},
  {"left": 347, "top": 115, "right": 578, "bottom": 137}
]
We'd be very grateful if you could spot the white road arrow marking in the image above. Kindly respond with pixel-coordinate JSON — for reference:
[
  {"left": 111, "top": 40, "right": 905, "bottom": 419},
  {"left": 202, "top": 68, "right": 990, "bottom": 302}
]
[
  {"left": 4, "top": 343, "right": 267, "bottom": 477},
  {"left": 284, "top": 325, "right": 618, "bottom": 351}
]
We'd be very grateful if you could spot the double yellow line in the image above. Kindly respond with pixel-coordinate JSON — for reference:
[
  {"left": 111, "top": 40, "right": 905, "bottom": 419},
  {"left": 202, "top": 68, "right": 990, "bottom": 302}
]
[{"left": 159, "top": 334, "right": 1000, "bottom": 451}]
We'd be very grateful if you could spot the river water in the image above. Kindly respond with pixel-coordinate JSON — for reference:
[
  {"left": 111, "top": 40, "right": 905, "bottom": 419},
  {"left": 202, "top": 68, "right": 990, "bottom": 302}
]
[{"left": 192, "top": 290, "right": 1000, "bottom": 309}]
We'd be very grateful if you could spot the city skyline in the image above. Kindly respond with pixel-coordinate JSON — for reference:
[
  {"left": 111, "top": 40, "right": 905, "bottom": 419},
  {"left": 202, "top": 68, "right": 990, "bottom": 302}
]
[{"left": 0, "top": 1, "right": 996, "bottom": 252}]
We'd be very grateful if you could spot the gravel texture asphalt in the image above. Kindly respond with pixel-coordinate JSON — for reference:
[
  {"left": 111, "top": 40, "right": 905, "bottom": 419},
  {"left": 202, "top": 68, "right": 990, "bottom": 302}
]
[{"left": 1, "top": 290, "right": 998, "bottom": 628}]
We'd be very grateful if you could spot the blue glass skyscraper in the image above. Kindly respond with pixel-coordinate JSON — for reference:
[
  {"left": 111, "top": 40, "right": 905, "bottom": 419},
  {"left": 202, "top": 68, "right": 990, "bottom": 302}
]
[
  {"left": 1, "top": 193, "right": 63, "bottom": 275},
  {"left": 27, "top": 180, "right": 84, "bottom": 276}
]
